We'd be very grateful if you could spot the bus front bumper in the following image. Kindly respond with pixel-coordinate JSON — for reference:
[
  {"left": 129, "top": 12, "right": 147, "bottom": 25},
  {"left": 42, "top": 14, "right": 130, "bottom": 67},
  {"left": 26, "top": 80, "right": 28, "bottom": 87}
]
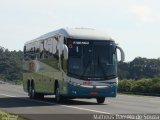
[{"left": 64, "top": 83, "right": 117, "bottom": 98}]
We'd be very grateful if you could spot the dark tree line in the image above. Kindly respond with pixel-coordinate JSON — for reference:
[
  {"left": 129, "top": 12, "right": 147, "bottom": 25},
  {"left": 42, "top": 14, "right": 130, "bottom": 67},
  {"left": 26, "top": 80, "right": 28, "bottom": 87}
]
[
  {"left": 118, "top": 57, "right": 160, "bottom": 80},
  {"left": 0, "top": 48, "right": 23, "bottom": 81}
]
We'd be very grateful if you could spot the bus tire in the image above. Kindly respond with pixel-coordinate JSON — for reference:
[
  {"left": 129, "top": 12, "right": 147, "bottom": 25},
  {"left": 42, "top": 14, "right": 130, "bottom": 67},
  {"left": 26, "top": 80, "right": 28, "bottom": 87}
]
[
  {"left": 55, "top": 87, "right": 61, "bottom": 103},
  {"left": 96, "top": 97, "right": 105, "bottom": 104},
  {"left": 28, "top": 81, "right": 36, "bottom": 99},
  {"left": 29, "top": 85, "right": 35, "bottom": 99}
]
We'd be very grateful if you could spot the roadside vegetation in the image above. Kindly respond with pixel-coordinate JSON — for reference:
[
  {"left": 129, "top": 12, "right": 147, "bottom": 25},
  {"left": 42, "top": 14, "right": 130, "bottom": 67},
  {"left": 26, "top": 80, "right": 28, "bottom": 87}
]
[
  {"left": 0, "top": 48, "right": 23, "bottom": 83},
  {"left": 117, "top": 57, "right": 160, "bottom": 95},
  {"left": 118, "top": 57, "right": 160, "bottom": 80},
  {"left": 118, "top": 77, "right": 160, "bottom": 95},
  {"left": 0, "top": 110, "right": 27, "bottom": 120}
]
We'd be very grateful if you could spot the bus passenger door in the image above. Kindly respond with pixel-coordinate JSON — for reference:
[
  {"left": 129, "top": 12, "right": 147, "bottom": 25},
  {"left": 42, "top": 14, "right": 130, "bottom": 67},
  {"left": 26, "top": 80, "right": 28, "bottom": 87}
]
[
  {"left": 61, "top": 44, "right": 68, "bottom": 94},
  {"left": 56, "top": 34, "right": 68, "bottom": 94}
]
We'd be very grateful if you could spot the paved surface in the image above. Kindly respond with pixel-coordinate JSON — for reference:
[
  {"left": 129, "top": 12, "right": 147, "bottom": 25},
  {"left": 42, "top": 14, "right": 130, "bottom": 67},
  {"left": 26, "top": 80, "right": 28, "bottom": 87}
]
[{"left": 0, "top": 83, "right": 160, "bottom": 120}]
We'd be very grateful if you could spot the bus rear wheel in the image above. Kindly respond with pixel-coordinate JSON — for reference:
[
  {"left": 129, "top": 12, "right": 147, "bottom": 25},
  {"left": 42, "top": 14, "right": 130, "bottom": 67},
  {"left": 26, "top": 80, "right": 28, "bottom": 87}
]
[
  {"left": 29, "top": 87, "right": 44, "bottom": 99},
  {"left": 28, "top": 85, "right": 35, "bottom": 99},
  {"left": 96, "top": 97, "right": 105, "bottom": 104}
]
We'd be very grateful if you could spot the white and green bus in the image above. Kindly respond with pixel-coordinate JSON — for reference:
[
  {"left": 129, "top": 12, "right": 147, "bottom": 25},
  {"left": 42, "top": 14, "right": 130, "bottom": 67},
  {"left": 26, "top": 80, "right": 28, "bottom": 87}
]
[{"left": 23, "top": 28, "right": 125, "bottom": 104}]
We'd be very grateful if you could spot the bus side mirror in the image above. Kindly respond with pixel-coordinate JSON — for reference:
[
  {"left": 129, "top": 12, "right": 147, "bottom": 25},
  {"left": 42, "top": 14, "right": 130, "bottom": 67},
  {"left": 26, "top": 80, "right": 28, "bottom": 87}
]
[
  {"left": 116, "top": 46, "right": 125, "bottom": 62},
  {"left": 63, "top": 44, "right": 68, "bottom": 60}
]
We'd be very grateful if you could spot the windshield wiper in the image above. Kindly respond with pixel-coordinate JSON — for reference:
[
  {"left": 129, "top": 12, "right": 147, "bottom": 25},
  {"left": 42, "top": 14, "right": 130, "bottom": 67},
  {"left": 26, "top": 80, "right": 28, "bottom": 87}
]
[
  {"left": 98, "top": 57, "right": 108, "bottom": 77},
  {"left": 99, "top": 59, "right": 117, "bottom": 79},
  {"left": 81, "top": 59, "right": 92, "bottom": 78}
]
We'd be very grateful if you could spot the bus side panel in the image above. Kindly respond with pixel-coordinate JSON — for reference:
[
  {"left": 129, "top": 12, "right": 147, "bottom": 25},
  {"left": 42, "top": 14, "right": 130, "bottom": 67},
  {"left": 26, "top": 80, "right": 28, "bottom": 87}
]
[{"left": 23, "top": 57, "right": 66, "bottom": 95}]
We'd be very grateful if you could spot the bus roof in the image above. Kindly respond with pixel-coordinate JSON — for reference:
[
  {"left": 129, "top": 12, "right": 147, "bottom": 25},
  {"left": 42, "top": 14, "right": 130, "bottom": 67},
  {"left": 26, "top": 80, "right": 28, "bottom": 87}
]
[{"left": 25, "top": 28, "right": 113, "bottom": 45}]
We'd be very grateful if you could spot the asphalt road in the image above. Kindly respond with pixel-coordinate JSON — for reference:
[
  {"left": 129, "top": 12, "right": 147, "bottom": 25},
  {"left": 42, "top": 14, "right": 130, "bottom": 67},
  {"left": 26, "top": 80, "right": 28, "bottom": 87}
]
[{"left": 0, "top": 83, "right": 160, "bottom": 120}]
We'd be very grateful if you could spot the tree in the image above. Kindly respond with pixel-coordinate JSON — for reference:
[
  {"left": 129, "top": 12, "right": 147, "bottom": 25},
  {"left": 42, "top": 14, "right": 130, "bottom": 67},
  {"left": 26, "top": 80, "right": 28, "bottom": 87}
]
[
  {"left": 118, "top": 57, "right": 160, "bottom": 80},
  {"left": 0, "top": 47, "right": 23, "bottom": 81}
]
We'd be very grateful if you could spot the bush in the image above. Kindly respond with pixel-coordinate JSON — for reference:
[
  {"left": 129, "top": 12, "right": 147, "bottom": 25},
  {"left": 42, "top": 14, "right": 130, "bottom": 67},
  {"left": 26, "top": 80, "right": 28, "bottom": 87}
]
[
  {"left": 131, "top": 85, "right": 145, "bottom": 93},
  {"left": 150, "top": 81, "right": 160, "bottom": 94},
  {"left": 131, "top": 79, "right": 151, "bottom": 93},
  {"left": 118, "top": 80, "right": 133, "bottom": 92},
  {"left": 118, "top": 77, "right": 160, "bottom": 95},
  {"left": 152, "top": 77, "right": 160, "bottom": 83}
]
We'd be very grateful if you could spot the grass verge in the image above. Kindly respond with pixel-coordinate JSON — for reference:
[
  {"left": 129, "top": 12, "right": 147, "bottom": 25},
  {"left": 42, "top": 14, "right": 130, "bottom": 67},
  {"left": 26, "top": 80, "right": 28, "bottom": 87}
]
[{"left": 0, "top": 110, "right": 27, "bottom": 120}]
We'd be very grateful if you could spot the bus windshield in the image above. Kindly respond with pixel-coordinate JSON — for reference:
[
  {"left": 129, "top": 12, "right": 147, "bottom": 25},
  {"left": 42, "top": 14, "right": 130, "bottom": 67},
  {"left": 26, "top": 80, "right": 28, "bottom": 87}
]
[{"left": 68, "top": 39, "right": 117, "bottom": 80}]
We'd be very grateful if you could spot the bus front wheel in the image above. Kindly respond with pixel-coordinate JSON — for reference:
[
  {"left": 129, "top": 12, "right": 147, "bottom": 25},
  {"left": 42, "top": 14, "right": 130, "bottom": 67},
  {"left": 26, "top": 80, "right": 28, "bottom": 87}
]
[
  {"left": 55, "top": 87, "right": 62, "bottom": 103},
  {"left": 96, "top": 97, "right": 105, "bottom": 104}
]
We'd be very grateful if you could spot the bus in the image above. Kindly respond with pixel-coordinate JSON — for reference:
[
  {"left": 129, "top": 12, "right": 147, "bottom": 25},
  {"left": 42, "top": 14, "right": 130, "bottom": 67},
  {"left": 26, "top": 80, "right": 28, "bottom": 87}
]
[{"left": 23, "top": 28, "right": 125, "bottom": 104}]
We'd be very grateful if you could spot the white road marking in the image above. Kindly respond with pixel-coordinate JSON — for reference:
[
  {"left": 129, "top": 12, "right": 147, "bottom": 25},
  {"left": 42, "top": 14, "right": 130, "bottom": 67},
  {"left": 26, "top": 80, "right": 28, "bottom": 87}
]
[
  {"left": 61, "top": 104, "right": 111, "bottom": 114},
  {"left": 0, "top": 93, "right": 111, "bottom": 114}
]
